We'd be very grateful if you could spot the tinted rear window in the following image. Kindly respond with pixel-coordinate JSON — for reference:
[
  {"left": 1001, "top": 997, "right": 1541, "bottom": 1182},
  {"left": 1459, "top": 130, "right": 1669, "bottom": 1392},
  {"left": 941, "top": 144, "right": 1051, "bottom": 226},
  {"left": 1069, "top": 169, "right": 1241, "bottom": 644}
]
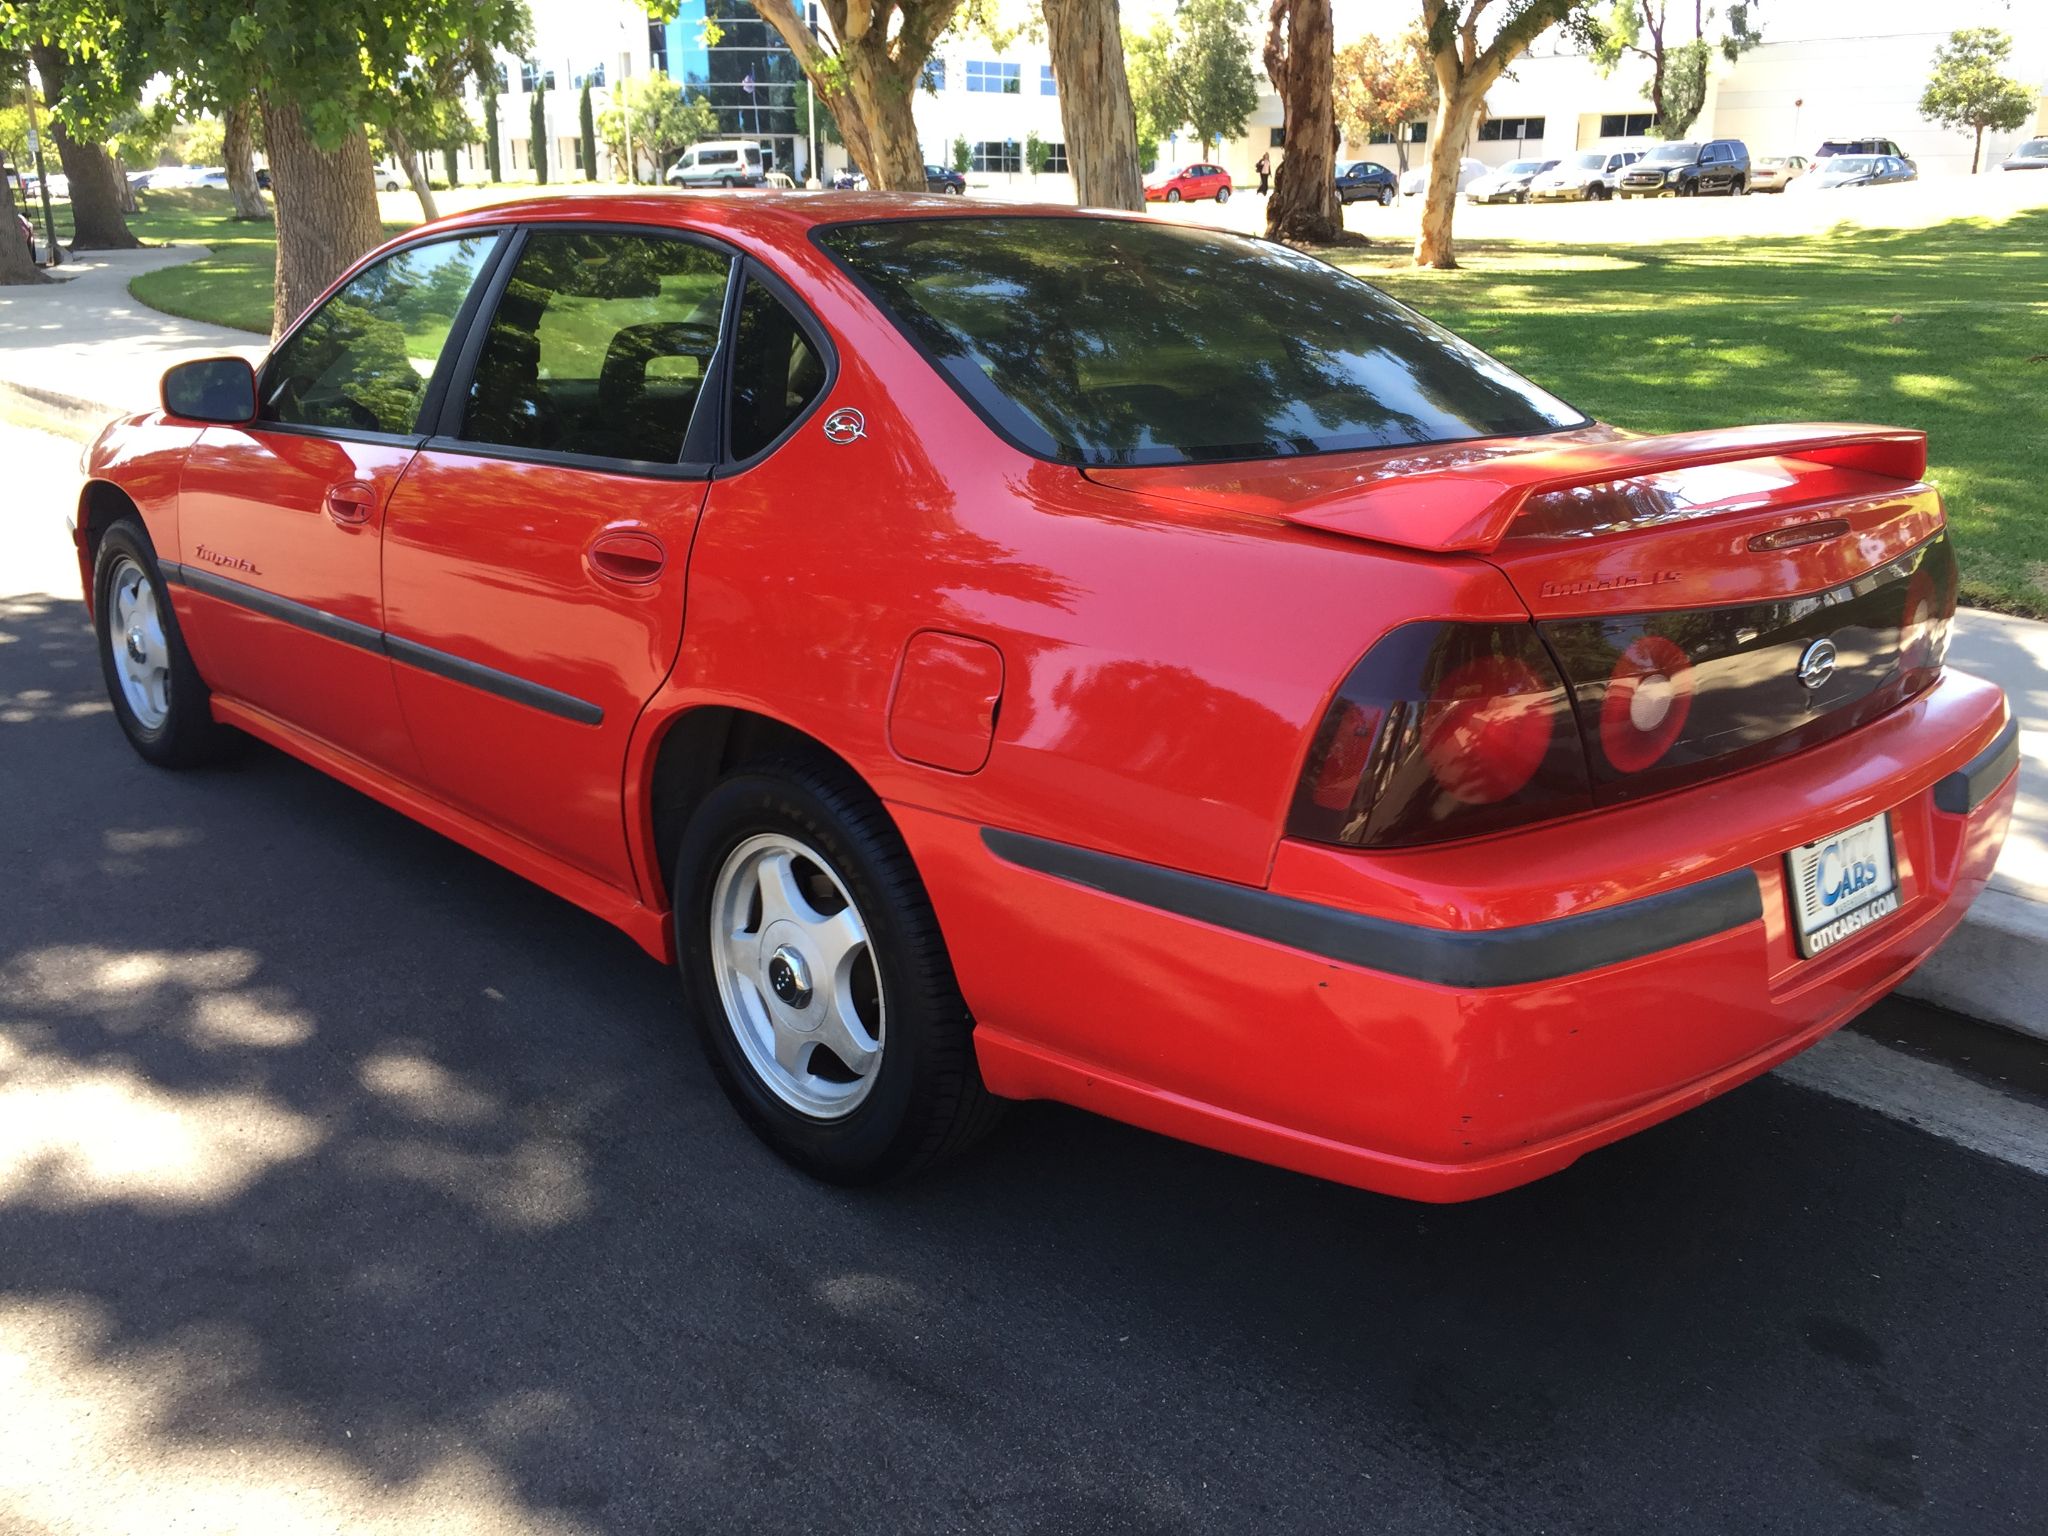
[{"left": 816, "top": 217, "right": 1584, "bottom": 466}]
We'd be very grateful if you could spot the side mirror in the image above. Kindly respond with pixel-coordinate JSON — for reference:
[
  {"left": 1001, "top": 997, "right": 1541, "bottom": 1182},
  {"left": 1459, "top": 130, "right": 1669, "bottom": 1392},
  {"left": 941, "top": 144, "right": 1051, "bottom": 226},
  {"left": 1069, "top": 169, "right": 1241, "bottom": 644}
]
[{"left": 161, "top": 356, "right": 257, "bottom": 425}]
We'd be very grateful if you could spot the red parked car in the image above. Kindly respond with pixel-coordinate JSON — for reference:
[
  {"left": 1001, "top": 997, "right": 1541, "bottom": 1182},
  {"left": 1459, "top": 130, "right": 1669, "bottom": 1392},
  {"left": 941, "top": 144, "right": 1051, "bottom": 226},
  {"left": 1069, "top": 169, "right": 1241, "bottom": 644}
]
[
  {"left": 1144, "top": 162, "right": 1234, "bottom": 203},
  {"left": 74, "top": 196, "right": 2014, "bottom": 1201}
]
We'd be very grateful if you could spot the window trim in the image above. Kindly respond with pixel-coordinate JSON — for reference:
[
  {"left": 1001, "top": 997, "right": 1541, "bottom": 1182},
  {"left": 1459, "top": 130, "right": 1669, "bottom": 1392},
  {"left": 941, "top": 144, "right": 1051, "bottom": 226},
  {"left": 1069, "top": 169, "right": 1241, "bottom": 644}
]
[
  {"left": 808, "top": 212, "right": 1589, "bottom": 470},
  {"left": 426, "top": 221, "right": 747, "bottom": 481},
  {"left": 251, "top": 227, "right": 514, "bottom": 448},
  {"left": 713, "top": 254, "right": 842, "bottom": 476}
]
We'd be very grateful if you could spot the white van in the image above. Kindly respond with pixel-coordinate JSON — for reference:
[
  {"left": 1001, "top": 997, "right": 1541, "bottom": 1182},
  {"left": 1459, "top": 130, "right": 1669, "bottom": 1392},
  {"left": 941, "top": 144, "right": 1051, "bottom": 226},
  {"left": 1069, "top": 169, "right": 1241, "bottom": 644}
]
[{"left": 665, "top": 142, "right": 767, "bottom": 188}]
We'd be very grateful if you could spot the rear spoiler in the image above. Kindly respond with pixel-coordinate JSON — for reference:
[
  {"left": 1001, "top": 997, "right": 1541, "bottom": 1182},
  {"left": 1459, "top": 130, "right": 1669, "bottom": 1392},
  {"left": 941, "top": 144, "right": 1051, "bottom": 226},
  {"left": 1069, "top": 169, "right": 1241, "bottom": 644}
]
[{"left": 1283, "top": 424, "right": 1928, "bottom": 554}]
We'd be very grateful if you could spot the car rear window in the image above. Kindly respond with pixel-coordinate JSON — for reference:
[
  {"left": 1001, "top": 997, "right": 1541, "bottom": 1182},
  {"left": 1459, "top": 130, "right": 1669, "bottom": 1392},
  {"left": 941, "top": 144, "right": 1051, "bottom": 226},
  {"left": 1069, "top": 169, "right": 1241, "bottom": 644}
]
[{"left": 815, "top": 216, "right": 1585, "bottom": 466}]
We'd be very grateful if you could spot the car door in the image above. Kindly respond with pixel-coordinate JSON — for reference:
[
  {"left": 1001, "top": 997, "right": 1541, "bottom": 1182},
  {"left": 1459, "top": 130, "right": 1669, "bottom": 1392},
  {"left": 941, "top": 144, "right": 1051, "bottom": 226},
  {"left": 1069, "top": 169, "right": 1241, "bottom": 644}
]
[
  {"left": 174, "top": 231, "right": 504, "bottom": 772},
  {"left": 378, "top": 223, "right": 739, "bottom": 887}
]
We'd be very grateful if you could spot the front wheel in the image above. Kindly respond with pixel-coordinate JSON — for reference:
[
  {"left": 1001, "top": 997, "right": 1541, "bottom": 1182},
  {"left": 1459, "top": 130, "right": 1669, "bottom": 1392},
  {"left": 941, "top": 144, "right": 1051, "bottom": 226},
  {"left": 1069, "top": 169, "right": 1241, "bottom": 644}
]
[
  {"left": 1588, "top": 183, "right": 1610, "bottom": 202},
  {"left": 946, "top": 183, "right": 964, "bottom": 194},
  {"left": 1165, "top": 188, "right": 1181, "bottom": 203},
  {"left": 1215, "top": 185, "right": 1231, "bottom": 204},
  {"left": 675, "top": 761, "right": 1000, "bottom": 1183},
  {"left": 92, "top": 519, "right": 236, "bottom": 767}
]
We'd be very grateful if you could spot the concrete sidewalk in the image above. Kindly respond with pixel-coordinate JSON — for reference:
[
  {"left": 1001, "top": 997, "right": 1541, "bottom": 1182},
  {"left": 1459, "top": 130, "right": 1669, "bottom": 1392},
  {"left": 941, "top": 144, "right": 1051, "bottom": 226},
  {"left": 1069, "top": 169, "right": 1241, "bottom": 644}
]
[
  {"left": 0, "top": 245, "right": 263, "bottom": 433},
  {"left": 1, "top": 248, "right": 2041, "bottom": 1042}
]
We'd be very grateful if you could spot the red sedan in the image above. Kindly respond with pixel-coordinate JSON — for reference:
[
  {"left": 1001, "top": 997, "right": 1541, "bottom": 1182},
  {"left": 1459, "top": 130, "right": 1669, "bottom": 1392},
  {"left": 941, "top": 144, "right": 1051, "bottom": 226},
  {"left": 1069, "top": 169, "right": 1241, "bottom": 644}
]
[
  {"left": 1144, "top": 162, "right": 1234, "bottom": 203},
  {"left": 74, "top": 196, "right": 2014, "bottom": 1200}
]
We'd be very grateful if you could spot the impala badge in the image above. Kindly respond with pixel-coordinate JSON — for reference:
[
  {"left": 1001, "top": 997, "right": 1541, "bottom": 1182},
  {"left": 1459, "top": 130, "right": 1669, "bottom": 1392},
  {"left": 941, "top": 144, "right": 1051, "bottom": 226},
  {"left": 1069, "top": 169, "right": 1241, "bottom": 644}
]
[
  {"left": 1797, "top": 637, "right": 1838, "bottom": 691},
  {"left": 822, "top": 407, "right": 867, "bottom": 445}
]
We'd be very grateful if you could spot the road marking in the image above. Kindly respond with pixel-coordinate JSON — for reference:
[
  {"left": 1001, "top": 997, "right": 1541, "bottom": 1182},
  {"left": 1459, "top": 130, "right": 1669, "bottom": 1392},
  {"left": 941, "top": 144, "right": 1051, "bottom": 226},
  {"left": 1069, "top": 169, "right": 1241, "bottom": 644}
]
[{"left": 1776, "top": 1030, "right": 2048, "bottom": 1179}]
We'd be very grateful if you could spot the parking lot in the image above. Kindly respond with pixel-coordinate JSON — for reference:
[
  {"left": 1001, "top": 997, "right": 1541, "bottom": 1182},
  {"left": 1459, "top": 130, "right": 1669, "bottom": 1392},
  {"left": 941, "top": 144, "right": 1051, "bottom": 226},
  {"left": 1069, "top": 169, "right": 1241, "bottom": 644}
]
[{"left": 4, "top": 423, "right": 2047, "bottom": 1533}]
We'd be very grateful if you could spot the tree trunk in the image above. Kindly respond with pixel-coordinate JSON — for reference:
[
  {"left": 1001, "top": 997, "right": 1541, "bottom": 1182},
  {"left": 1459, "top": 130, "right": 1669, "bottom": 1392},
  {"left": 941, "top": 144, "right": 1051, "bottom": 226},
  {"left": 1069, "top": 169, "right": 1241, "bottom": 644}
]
[
  {"left": 0, "top": 173, "right": 49, "bottom": 283},
  {"left": 223, "top": 103, "right": 272, "bottom": 222},
  {"left": 29, "top": 43, "right": 138, "bottom": 250},
  {"left": 1263, "top": 0, "right": 1342, "bottom": 243},
  {"left": 842, "top": 49, "right": 925, "bottom": 190},
  {"left": 444, "top": 144, "right": 459, "bottom": 187},
  {"left": 484, "top": 90, "right": 502, "bottom": 182},
  {"left": 388, "top": 124, "right": 439, "bottom": 221},
  {"left": 1414, "top": 83, "right": 1479, "bottom": 269},
  {"left": 1044, "top": 0, "right": 1145, "bottom": 210},
  {"left": 260, "top": 95, "right": 385, "bottom": 342},
  {"left": 1972, "top": 123, "right": 1983, "bottom": 174}
]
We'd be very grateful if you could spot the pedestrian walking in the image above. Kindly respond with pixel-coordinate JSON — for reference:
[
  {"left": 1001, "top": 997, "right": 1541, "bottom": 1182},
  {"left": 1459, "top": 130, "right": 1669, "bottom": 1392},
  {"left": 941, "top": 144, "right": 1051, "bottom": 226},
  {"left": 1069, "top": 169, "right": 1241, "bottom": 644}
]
[{"left": 1256, "top": 153, "right": 1272, "bottom": 196}]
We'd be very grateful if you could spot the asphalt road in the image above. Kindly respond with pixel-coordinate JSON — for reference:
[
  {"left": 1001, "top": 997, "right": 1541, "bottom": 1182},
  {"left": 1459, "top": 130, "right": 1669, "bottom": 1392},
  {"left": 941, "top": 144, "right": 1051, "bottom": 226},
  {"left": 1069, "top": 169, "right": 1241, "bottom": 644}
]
[{"left": 4, "top": 425, "right": 2046, "bottom": 1534}]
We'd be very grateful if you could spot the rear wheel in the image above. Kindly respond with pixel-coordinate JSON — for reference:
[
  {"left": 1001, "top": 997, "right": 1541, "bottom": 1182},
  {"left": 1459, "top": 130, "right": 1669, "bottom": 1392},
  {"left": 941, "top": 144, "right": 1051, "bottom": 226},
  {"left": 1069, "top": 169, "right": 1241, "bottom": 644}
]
[
  {"left": 1377, "top": 184, "right": 1394, "bottom": 206},
  {"left": 1215, "top": 185, "right": 1231, "bottom": 204},
  {"left": 1730, "top": 175, "right": 1747, "bottom": 196},
  {"left": 675, "top": 760, "right": 1000, "bottom": 1183},
  {"left": 92, "top": 519, "right": 236, "bottom": 768}
]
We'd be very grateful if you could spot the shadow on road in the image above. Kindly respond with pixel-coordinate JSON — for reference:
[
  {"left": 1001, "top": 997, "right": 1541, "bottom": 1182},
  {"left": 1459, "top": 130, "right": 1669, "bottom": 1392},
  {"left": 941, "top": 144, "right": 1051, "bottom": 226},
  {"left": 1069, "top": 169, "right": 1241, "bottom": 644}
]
[{"left": 2, "top": 592, "right": 2043, "bottom": 1533}]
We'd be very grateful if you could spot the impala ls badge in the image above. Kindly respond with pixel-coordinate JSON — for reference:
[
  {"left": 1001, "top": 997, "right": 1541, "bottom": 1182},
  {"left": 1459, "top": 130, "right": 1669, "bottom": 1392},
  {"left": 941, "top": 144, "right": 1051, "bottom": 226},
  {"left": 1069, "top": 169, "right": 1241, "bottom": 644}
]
[
  {"left": 1797, "top": 637, "right": 1839, "bottom": 691},
  {"left": 822, "top": 407, "right": 867, "bottom": 445}
]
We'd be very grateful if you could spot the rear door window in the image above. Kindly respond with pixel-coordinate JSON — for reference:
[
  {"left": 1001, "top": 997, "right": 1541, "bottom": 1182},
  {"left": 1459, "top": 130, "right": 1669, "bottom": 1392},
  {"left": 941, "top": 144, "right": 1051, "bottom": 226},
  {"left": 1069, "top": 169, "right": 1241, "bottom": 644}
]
[
  {"left": 458, "top": 229, "right": 732, "bottom": 465},
  {"left": 726, "top": 277, "right": 829, "bottom": 461}
]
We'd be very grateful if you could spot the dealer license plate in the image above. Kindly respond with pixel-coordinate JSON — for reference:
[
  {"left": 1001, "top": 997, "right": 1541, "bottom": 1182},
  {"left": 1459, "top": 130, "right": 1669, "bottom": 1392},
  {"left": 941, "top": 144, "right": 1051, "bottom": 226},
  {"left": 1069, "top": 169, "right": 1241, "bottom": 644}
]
[{"left": 1785, "top": 813, "right": 1899, "bottom": 958}]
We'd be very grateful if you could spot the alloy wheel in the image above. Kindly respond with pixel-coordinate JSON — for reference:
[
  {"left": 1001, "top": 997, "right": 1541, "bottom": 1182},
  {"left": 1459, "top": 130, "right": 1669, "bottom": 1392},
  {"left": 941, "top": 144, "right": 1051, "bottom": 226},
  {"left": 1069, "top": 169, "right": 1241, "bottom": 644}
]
[
  {"left": 106, "top": 555, "right": 171, "bottom": 731},
  {"left": 709, "top": 832, "right": 885, "bottom": 1120}
]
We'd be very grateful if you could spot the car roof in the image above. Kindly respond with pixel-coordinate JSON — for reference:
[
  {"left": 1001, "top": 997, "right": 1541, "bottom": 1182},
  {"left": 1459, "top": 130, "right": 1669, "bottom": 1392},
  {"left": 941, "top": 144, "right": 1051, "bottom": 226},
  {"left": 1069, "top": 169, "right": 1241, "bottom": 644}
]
[{"left": 416, "top": 192, "right": 1130, "bottom": 247}]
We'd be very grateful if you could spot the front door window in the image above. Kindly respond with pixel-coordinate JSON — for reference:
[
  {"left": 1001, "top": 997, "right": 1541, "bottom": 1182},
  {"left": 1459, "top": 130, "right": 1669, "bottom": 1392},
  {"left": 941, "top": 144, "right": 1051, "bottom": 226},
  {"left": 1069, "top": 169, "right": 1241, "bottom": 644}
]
[{"left": 261, "top": 236, "right": 497, "bottom": 436}]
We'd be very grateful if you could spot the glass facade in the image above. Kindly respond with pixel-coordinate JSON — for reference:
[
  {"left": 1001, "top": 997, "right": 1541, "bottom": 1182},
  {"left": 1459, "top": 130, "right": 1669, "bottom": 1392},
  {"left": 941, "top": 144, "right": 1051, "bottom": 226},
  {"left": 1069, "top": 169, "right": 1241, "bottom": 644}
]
[{"left": 652, "top": 0, "right": 809, "bottom": 171}]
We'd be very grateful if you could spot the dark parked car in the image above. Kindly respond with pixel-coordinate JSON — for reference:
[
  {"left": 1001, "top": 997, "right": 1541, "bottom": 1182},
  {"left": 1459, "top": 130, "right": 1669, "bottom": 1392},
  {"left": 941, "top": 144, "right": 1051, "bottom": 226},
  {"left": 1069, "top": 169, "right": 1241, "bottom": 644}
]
[
  {"left": 2002, "top": 137, "right": 2048, "bottom": 171},
  {"left": 924, "top": 164, "right": 967, "bottom": 195},
  {"left": 1334, "top": 160, "right": 1397, "bottom": 205},
  {"left": 1619, "top": 138, "right": 1751, "bottom": 197}
]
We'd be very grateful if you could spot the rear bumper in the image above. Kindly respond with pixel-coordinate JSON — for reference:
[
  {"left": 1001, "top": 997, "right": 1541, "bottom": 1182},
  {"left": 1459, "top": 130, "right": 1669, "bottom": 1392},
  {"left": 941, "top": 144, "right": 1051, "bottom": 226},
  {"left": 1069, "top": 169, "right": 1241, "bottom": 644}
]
[{"left": 903, "top": 671, "right": 2014, "bottom": 1201}]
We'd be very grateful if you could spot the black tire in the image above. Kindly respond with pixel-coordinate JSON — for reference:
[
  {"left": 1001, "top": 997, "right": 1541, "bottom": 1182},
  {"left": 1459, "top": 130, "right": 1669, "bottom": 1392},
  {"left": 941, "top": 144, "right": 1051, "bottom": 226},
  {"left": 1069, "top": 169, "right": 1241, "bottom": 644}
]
[
  {"left": 92, "top": 518, "right": 237, "bottom": 768},
  {"left": 1215, "top": 185, "right": 1231, "bottom": 204},
  {"left": 1730, "top": 175, "right": 1747, "bottom": 196},
  {"left": 946, "top": 183, "right": 964, "bottom": 194},
  {"left": 1377, "top": 185, "right": 1394, "bottom": 206},
  {"left": 1166, "top": 188, "right": 1181, "bottom": 203},
  {"left": 1588, "top": 183, "right": 1610, "bottom": 202},
  {"left": 674, "top": 759, "right": 1001, "bottom": 1184}
]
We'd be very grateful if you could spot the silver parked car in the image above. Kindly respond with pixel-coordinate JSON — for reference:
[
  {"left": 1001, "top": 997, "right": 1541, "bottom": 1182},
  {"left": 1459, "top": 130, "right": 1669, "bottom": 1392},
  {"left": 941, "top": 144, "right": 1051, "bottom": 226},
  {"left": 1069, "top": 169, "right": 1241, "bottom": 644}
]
[
  {"left": 1749, "top": 154, "right": 1809, "bottom": 192},
  {"left": 1528, "top": 148, "right": 1643, "bottom": 202},
  {"left": 2002, "top": 137, "right": 2048, "bottom": 171}
]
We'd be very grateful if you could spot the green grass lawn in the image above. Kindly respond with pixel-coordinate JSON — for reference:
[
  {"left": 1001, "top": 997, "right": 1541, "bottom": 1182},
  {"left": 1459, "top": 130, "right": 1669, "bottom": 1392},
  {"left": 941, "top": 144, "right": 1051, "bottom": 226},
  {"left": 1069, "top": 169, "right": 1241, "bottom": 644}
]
[
  {"left": 92, "top": 191, "right": 2048, "bottom": 614},
  {"left": 1331, "top": 211, "right": 2048, "bottom": 616}
]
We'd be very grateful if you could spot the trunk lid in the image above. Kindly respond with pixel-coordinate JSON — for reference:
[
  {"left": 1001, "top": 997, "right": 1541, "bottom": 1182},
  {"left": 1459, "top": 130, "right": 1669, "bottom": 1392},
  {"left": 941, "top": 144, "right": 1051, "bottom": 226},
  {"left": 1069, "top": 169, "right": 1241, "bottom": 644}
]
[{"left": 1086, "top": 422, "right": 1956, "bottom": 801}]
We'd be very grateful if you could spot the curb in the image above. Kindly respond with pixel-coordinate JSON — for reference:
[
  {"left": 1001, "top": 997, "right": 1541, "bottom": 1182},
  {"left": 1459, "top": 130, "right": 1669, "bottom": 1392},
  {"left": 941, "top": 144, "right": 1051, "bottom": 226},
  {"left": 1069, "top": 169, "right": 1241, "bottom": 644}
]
[
  {"left": 0, "top": 378, "right": 114, "bottom": 442},
  {"left": 1897, "top": 884, "right": 2048, "bottom": 1046}
]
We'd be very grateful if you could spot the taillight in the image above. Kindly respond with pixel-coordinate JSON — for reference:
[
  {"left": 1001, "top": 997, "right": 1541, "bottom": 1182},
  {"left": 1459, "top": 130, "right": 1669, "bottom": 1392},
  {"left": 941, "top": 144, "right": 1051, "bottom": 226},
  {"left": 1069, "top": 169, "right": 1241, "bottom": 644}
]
[
  {"left": 1899, "top": 535, "right": 1956, "bottom": 685},
  {"left": 1596, "top": 634, "right": 1695, "bottom": 773},
  {"left": 1287, "top": 622, "right": 1592, "bottom": 850}
]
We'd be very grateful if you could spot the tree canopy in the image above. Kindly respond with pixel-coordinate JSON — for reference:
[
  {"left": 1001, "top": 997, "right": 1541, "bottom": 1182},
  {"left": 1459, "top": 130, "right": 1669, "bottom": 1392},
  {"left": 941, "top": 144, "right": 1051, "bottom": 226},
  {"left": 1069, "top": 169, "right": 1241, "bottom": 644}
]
[
  {"left": 1585, "top": 0, "right": 1762, "bottom": 140},
  {"left": 1919, "top": 27, "right": 2033, "bottom": 173},
  {"left": 1124, "top": 0, "right": 1260, "bottom": 157},
  {"left": 1334, "top": 28, "right": 1434, "bottom": 163},
  {"left": 597, "top": 69, "right": 718, "bottom": 180}
]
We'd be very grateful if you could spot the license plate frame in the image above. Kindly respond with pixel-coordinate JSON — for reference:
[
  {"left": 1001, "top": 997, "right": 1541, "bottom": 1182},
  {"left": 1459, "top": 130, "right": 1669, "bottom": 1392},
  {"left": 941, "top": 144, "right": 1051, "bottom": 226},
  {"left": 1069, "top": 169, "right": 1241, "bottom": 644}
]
[{"left": 1785, "top": 811, "right": 1900, "bottom": 959}]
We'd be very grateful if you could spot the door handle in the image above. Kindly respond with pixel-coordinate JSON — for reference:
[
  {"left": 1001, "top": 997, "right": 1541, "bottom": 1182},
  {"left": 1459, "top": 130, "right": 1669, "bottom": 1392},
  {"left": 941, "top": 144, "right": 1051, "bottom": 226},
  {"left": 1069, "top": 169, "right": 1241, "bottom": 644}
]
[
  {"left": 586, "top": 529, "right": 667, "bottom": 585},
  {"left": 324, "top": 480, "right": 376, "bottom": 527}
]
